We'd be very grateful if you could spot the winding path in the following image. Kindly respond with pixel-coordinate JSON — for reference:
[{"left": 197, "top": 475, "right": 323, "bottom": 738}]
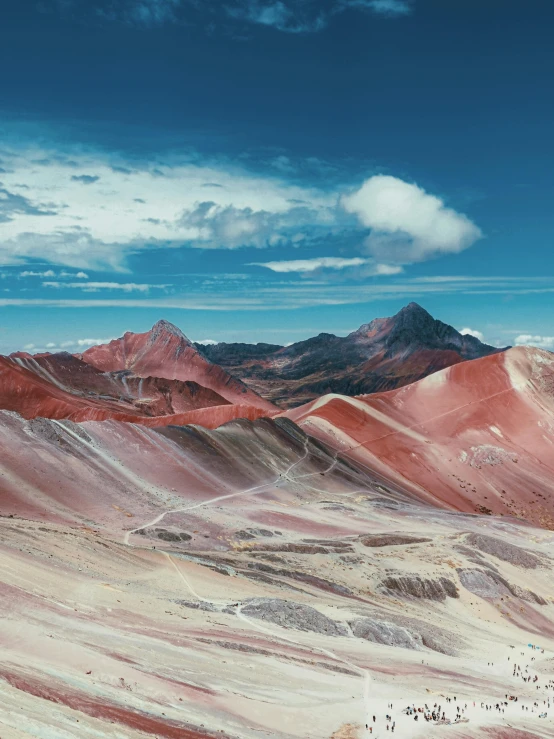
[{"left": 123, "top": 436, "right": 372, "bottom": 729}]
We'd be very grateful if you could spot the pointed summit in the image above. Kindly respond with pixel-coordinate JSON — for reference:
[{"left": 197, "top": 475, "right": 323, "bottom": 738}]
[
  {"left": 149, "top": 319, "right": 192, "bottom": 344},
  {"left": 396, "top": 302, "right": 433, "bottom": 320},
  {"left": 77, "top": 322, "right": 275, "bottom": 411}
]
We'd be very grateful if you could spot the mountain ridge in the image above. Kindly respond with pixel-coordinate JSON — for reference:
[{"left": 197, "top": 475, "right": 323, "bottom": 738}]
[{"left": 197, "top": 302, "right": 508, "bottom": 407}]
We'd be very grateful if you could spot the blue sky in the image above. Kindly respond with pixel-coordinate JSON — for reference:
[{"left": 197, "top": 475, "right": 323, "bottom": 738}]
[{"left": 0, "top": 0, "right": 553, "bottom": 352}]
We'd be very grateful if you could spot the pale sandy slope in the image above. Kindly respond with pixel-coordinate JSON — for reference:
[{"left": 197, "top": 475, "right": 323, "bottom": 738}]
[{"left": 1, "top": 411, "right": 554, "bottom": 737}]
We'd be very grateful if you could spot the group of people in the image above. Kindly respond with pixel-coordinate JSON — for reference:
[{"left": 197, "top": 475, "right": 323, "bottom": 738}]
[{"left": 363, "top": 643, "right": 551, "bottom": 734}]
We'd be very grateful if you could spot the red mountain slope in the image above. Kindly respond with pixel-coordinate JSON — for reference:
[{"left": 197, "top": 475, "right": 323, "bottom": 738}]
[
  {"left": 0, "top": 353, "right": 234, "bottom": 422},
  {"left": 79, "top": 319, "right": 276, "bottom": 411},
  {"left": 285, "top": 346, "right": 554, "bottom": 528}
]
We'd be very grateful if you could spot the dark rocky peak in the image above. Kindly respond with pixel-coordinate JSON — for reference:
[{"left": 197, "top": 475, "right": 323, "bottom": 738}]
[
  {"left": 384, "top": 303, "right": 469, "bottom": 352},
  {"left": 394, "top": 302, "right": 435, "bottom": 326}
]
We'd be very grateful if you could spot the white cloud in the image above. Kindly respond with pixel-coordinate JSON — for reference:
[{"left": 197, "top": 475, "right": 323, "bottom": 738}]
[
  {"left": 42, "top": 281, "right": 168, "bottom": 292},
  {"left": 514, "top": 334, "right": 554, "bottom": 349},
  {"left": 194, "top": 338, "right": 218, "bottom": 345},
  {"left": 178, "top": 201, "right": 329, "bottom": 250},
  {"left": 373, "top": 263, "right": 404, "bottom": 276},
  {"left": 0, "top": 276, "right": 552, "bottom": 312},
  {"left": 342, "top": 175, "right": 482, "bottom": 263},
  {"left": 20, "top": 336, "right": 115, "bottom": 354},
  {"left": 20, "top": 270, "right": 56, "bottom": 278},
  {"left": 460, "top": 327, "right": 485, "bottom": 342},
  {"left": 251, "top": 256, "right": 404, "bottom": 274},
  {"left": 0, "top": 147, "right": 336, "bottom": 269},
  {"left": 20, "top": 269, "right": 90, "bottom": 279},
  {"left": 251, "top": 256, "right": 368, "bottom": 273},
  {"left": 75, "top": 337, "right": 115, "bottom": 347}
]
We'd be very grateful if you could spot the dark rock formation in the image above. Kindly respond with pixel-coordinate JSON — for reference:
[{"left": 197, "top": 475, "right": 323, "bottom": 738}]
[
  {"left": 465, "top": 533, "right": 541, "bottom": 569},
  {"left": 379, "top": 575, "right": 459, "bottom": 601},
  {"left": 241, "top": 599, "right": 348, "bottom": 636},
  {"left": 361, "top": 534, "right": 431, "bottom": 547},
  {"left": 351, "top": 618, "right": 423, "bottom": 650}
]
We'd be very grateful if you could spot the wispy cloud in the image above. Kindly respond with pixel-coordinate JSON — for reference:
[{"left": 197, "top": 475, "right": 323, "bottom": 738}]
[
  {"left": 251, "top": 256, "right": 402, "bottom": 274},
  {"left": 0, "top": 187, "right": 57, "bottom": 223},
  {"left": 1, "top": 276, "right": 553, "bottom": 312},
  {"left": 226, "top": 0, "right": 414, "bottom": 32},
  {"left": 348, "top": 0, "right": 412, "bottom": 17},
  {"left": 45, "top": 0, "right": 414, "bottom": 33},
  {"left": 19, "top": 269, "right": 89, "bottom": 278},
  {"left": 42, "top": 281, "right": 168, "bottom": 292}
]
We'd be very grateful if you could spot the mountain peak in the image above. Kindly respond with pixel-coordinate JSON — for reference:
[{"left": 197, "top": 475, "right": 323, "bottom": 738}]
[
  {"left": 149, "top": 319, "right": 191, "bottom": 344},
  {"left": 398, "top": 301, "right": 431, "bottom": 318}
]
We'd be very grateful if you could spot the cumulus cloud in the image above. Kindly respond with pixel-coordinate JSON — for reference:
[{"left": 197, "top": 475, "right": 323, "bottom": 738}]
[
  {"left": 460, "top": 327, "right": 485, "bottom": 343},
  {"left": 194, "top": 338, "right": 218, "bottom": 345},
  {"left": 514, "top": 334, "right": 554, "bottom": 350},
  {"left": 342, "top": 175, "right": 482, "bottom": 263},
  {"left": 178, "top": 200, "right": 334, "bottom": 250}
]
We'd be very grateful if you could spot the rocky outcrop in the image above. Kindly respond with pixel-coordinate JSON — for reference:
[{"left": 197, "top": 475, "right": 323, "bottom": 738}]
[
  {"left": 361, "top": 534, "right": 431, "bottom": 547},
  {"left": 379, "top": 575, "right": 459, "bottom": 601},
  {"left": 241, "top": 599, "right": 348, "bottom": 636},
  {"left": 350, "top": 618, "right": 423, "bottom": 650},
  {"left": 457, "top": 568, "right": 512, "bottom": 599},
  {"left": 457, "top": 568, "right": 547, "bottom": 605},
  {"left": 465, "top": 534, "right": 541, "bottom": 569}
]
